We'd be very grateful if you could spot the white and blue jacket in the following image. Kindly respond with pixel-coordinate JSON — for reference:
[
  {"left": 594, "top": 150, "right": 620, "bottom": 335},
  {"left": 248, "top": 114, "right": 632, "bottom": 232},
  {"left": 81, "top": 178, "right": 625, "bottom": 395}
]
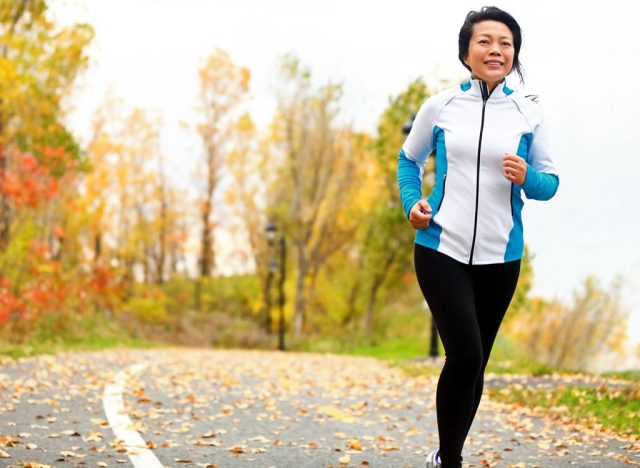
[{"left": 398, "top": 78, "right": 559, "bottom": 265}]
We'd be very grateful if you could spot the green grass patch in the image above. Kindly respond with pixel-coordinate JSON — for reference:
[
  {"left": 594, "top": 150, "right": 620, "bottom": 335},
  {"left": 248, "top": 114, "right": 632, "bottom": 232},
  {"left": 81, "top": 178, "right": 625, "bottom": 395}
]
[
  {"left": 484, "top": 336, "right": 556, "bottom": 376},
  {"left": 0, "top": 309, "right": 165, "bottom": 360},
  {"left": 487, "top": 383, "right": 640, "bottom": 437},
  {"left": 290, "top": 335, "right": 427, "bottom": 360},
  {"left": 601, "top": 370, "right": 640, "bottom": 383},
  {"left": 334, "top": 337, "right": 431, "bottom": 360},
  {"left": 0, "top": 335, "right": 161, "bottom": 360},
  {"left": 291, "top": 299, "right": 435, "bottom": 361}
]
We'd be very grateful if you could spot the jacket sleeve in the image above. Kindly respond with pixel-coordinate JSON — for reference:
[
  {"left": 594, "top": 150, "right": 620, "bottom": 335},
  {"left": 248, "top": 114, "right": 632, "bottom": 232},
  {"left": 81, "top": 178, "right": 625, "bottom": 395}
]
[
  {"left": 397, "top": 100, "right": 437, "bottom": 218},
  {"left": 522, "top": 110, "right": 559, "bottom": 201}
]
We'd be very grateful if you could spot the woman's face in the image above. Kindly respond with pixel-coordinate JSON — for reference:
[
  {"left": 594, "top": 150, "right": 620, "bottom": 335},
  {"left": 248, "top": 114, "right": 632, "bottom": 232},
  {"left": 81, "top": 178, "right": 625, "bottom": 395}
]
[{"left": 464, "top": 20, "right": 514, "bottom": 89}]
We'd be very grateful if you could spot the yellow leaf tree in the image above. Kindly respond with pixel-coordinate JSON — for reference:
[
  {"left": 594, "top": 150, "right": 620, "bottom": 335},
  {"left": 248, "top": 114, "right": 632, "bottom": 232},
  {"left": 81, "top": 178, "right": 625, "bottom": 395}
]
[
  {"left": 195, "top": 48, "right": 250, "bottom": 278},
  {"left": 0, "top": 0, "right": 92, "bottom": 250},
  {"left": 269, "top": 54, "right": 362, "bottom": 336}
]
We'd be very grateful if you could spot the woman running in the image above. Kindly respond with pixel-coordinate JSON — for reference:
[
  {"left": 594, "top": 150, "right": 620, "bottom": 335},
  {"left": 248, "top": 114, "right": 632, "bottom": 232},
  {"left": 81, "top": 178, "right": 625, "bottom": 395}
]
[{"left": 397, "top": 6, "right": 559, "bottom": 467}]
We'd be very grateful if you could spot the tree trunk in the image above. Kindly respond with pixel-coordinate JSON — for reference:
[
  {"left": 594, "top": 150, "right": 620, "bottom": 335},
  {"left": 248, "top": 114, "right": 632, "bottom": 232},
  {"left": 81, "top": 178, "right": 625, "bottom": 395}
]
[
  {"left": 363, "top": 249, "right": 397, "bottom": 334},
  {"left": 364, "top": 276, "right": 382, "bottom": 335},
  {"left": 93, "top": 231, "right": 102, "bottom": 263},
  {"left": 200, "top": 157, "right": 216, "bottom": 277},
  {"left": 200, "top": 197, "right": 213, "bottom": 277},
  {"left": 156, "top": 197, "right": 167, "bottom": 284},
  {"left": 0, "top": 137, "right": 9, "bottom": 251},
  {"left": 342, "top": 255, "right": 364, "bottom": 326}
]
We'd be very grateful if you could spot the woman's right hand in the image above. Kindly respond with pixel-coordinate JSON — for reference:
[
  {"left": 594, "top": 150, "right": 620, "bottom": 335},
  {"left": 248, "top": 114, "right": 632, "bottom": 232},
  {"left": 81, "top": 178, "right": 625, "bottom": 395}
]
[{"left": 409, "top": 200, "right": 432, "bottom": 230}]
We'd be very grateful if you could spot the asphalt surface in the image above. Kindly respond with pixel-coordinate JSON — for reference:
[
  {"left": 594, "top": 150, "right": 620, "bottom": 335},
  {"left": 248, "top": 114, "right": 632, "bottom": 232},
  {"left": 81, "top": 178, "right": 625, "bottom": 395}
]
[{"left": 0, "top": 348, "right": 638, "bottom": 467}]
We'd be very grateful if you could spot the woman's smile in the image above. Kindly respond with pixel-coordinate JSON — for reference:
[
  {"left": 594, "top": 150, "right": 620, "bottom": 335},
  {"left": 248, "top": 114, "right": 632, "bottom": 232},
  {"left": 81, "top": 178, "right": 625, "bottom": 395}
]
[{"left": 464, "top": 20, "right": 514, "bottom": 91}]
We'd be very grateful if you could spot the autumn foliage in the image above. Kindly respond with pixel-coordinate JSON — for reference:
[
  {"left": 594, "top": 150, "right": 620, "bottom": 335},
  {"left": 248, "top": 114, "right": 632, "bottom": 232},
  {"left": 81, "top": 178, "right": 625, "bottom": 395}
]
[
  {"left": 0, "top": 144, "right": 124, "bottom": 329},
  {"left": 1, "top": 150, "right": 59, "bottom": 208},
  {"left": 0, "top": 0, "right": 630, "bottom": 374}
]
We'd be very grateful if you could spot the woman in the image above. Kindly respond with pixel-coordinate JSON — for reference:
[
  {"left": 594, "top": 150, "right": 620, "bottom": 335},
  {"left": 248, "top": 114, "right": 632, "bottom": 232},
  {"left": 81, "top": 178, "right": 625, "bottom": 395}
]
[{"left": 397, "top": 6, "right": 559, "bottom": 468}]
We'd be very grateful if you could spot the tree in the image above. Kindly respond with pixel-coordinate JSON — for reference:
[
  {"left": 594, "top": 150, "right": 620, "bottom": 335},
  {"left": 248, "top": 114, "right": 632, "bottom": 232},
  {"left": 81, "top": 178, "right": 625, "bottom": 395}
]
[
  {"left": 510, "top": 276, "right": 629, "bottom": 371},
  {"left": 0, "top": 0, "right": 92, "bottom": 249},
  {"left": 343, "top": 78, "right": 431, "bottom": 333},
  {"left": 269, "top": 54, "right": 361, "bottom": 336},
  {"left": 195, "top": 48, "right": 250, "bottom": 278}
]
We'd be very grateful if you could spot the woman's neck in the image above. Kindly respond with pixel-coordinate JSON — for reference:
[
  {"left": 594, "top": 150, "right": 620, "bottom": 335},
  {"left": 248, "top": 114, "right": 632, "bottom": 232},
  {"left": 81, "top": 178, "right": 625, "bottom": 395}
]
[{"left": 471, "top": 75, "right": 503, "bottom": 93}]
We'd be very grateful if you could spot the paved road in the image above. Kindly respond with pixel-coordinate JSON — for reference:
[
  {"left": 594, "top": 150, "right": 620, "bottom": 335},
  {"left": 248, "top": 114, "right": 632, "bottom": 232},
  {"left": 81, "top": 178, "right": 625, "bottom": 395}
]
[{"left": 0, "top": 348, "right": 638, "bottom": 467}]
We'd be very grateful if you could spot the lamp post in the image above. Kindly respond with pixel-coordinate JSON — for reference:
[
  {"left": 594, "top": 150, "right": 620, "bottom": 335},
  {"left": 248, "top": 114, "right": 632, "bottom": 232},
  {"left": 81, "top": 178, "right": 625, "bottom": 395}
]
[
  {"left": 264, "top": 221, "right": 276, "bottom": 333},
  {"left": 277, "top": 235, "right": 286, "bottom": 351},
  {"left": 403, "top": 114, "right": 439, "bottom": 359},
  {"left": 264, "top": 219, "right": 287, "bottom": 351}
]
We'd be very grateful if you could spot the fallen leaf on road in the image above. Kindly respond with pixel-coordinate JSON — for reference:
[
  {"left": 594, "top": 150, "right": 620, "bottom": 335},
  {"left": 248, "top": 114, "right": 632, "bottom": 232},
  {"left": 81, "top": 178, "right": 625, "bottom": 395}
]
[
  {"left": 347, "top": 439, "right": 362, "bottom": 451},
  {"left": 90, "top": 418, "right": 109, "bottom": 427},
  {"left": 379, "top": 445, "right": 399, "bottom": 452},
  {"left": 83, "top": 430, "right": 103, "bottom": 442},
  {"left": 193, "top": 439, "right": 220, "bottom": 446},
  {"left": 60, "top": 451, "right": 85, "bottom": 458},
  {"left": 0, "top": 436, "right": 18, "bottom": 447},
  {"left": 405, "top": 426, "right": 420, "bottom": 436},
  {"left": 320, "top": 405, "right": 355, "bottom": 423}
]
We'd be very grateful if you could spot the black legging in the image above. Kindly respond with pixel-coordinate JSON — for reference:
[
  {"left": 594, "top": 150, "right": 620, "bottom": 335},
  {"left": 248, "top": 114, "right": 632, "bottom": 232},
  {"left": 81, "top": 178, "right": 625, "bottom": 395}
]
[{"left": 414, "top": 244, "right": 520, "bottom": 467}]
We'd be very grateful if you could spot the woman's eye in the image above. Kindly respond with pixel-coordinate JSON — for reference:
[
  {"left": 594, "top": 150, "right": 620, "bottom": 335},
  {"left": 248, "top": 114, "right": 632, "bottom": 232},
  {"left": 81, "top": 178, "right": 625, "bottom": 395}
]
[
  {"left": 479, "top": 40, "right": 489, "bottom": 44},
  {"left": 502, "top": 42, "right": 512, "bottom": 47}
]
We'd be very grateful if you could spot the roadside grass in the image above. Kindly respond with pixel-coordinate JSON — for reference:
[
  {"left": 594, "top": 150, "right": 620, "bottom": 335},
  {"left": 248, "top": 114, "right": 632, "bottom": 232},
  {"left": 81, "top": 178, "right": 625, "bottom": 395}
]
[
  {"left": 0, "top": 335, "right": 161, "bottom": 360},
  {"left": 601, "top": 370, "right": 640, "bottom": 383},
  {"left": 290, "top": 312, "right": 562, "bottom": 382},
  {"left": 486, "top": 383, "right": 640, "bottom": 437},
  {"left": 299, "top": 333, "right": 556, "bottom": 376},
  {"left": 0, "top": 311, "right": 164, "bottom": 360}
]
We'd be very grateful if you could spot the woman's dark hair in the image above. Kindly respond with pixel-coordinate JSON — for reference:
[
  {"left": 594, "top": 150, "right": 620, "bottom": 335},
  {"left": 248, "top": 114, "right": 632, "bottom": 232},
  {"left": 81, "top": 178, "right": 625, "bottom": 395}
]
[{"left": 458, "top": 6, "right": 524, "bottom": 83}]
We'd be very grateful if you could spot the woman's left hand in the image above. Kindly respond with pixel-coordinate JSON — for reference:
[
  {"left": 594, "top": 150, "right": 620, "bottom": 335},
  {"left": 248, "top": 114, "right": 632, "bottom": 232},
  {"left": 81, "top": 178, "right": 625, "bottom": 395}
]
[{"left": 503, "top": 153, "right": 527, "bottom": 185}]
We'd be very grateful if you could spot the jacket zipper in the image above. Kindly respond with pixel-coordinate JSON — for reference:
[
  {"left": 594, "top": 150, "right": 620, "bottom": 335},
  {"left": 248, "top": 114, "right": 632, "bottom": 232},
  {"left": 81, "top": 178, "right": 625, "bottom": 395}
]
[{"left": 468, "top": 81, "right": 490, "bottom": 265}]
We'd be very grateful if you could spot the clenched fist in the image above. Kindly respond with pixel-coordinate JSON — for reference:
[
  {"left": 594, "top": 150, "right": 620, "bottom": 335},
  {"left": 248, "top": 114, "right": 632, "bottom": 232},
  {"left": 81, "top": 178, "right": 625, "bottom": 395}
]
[
  {"left": 503, "top": 153, "right": 528, "bottom": 185},
  {"left": 409, "top": 199, "right": 432, "bottom": 230}
]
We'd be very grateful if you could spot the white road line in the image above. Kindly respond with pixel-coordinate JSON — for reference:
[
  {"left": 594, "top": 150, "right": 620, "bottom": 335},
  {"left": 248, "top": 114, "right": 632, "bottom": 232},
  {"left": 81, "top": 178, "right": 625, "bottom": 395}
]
[{"left": 103, "top": 362, "right": 164, "bottom": 468}]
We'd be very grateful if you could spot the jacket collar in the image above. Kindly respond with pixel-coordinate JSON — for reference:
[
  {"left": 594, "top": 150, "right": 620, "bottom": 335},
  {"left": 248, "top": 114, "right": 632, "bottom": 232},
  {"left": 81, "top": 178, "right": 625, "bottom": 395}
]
[{"left": 460, "top": 78, "right": 514, "bottom": 100}]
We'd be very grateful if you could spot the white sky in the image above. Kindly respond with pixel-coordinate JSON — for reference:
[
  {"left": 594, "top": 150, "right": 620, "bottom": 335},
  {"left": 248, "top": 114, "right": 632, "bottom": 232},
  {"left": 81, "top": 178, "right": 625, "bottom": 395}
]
[{"left": 51, "top": 0, "right": 640, "bottom": 363}]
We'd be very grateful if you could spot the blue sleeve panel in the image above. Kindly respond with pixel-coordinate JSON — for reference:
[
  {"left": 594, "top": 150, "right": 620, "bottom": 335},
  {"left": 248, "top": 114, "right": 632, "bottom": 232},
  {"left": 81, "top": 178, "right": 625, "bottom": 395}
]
[
  {"left": 522, "top": 165, "right": 559, "bottom": 200},
  {"left": 397, "top": 148, "right": 423, "bottom": 219}
]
